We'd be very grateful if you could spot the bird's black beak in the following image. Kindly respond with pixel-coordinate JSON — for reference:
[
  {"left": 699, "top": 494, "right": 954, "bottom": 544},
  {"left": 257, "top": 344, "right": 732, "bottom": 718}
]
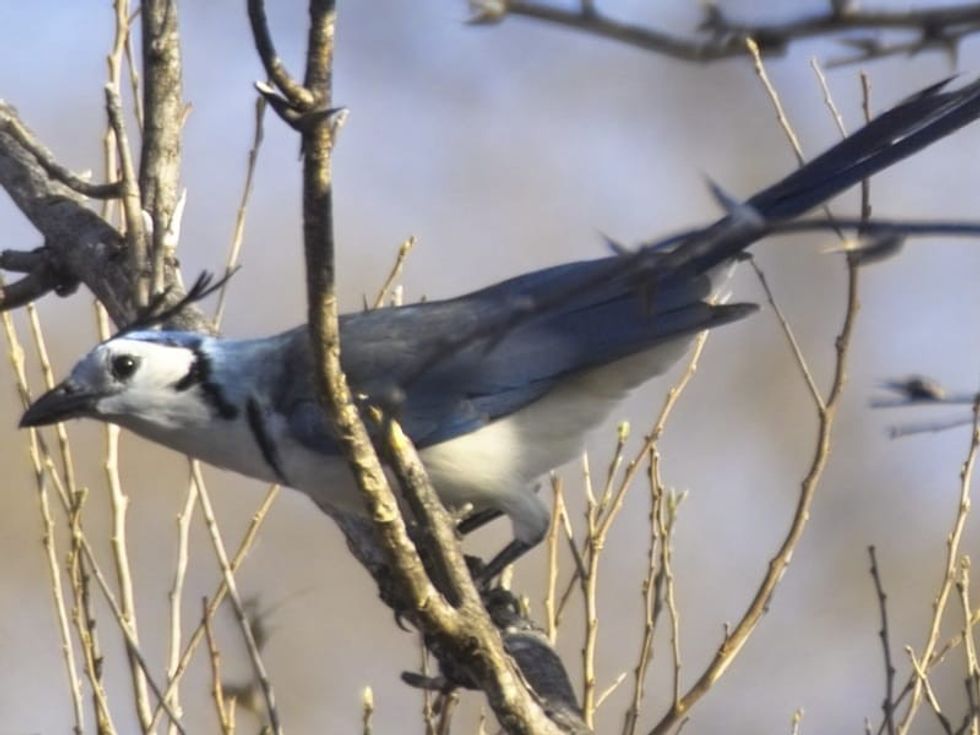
[{"left": 19, "top": 380, "right": 97, "bottom": 428}]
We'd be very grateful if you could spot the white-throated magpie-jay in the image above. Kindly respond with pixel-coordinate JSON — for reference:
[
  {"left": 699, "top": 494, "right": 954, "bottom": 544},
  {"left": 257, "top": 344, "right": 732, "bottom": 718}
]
[{"left": 20, "top": 78, "right": 980, "bottom": 579}]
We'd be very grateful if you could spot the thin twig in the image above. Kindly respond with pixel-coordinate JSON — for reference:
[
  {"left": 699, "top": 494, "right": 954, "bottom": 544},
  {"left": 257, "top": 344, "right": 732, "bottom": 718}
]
[
  {"left": 213, "top": 94, "right": 267, "bottom": 329},
  {"left": 191, "top": 462, "right": 283, "bottom": 735},
  {"left": 596, "top": 671, "right": 628, "bottom": 711},
  {"left": 869, "top": 546, "right": 897, "bottom": 735},
  {"left": 656, "top": 473, "right": 683, "bottom": 710},
  {"left": 957, "top": 559, "right": 980, "bottom": 735},
  {"left": 204, "top": 597, "right": 235, "bottom": 735},
  {"left": 649, "top": 49, "right": 865, "bottom": 735},
  {"left": 165, "top": 465, "right": 199, "bottom": 735},
  {"left": 372, "top": 236, "right": 416, "bottom": 309},
  {"left": 362, "top": 686, "right": 375, "bottom": 735},
  {"left": 496, "top": 1, "right": 980, "bottom": 65},
  {"left": 1, "top": 303, "right": 86, "bottom": 735},
  {"left": 897, "top": 398, "right": 980, "bottom": 734},
  {"left": 544, "top": 473, "right": 565, "bottom": 644},
  {"left": 148, "top": 484, "right": 281, "bottom": 730},
  {"left": 96, "top": 305, "right": 154, "bottom": 732},
  {"left": 104, "top": 83, "right": 147, "bottom": 306},
  {"left": 906, "top": 648, "right": 954, "bottom": 734},
  {"left": 746, "top": 257, "right": 825, "bottom": 411},
  {"left": 0, "top": 115, "right": 121, "bottom": 198},
  {"left": 810, "top": 59, "right": 848, "bottom": 138}
]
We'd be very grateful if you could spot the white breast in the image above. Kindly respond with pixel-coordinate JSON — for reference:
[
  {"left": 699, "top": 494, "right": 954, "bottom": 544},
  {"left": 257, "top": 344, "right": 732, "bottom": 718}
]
[{"left": 124, "top": 334, "right": 696, "bottom": 548}]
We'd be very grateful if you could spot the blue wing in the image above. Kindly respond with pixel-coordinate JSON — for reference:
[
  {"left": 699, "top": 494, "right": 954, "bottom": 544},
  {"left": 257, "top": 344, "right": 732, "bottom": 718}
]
[{"left": 272, "top": 255, "right": 752, "bottom": 453}]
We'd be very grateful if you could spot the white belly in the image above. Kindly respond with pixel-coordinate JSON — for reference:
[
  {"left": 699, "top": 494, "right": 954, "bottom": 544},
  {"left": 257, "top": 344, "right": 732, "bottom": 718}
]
[{"left": 127, "top": 335, "right": 696, "bottom": 547}]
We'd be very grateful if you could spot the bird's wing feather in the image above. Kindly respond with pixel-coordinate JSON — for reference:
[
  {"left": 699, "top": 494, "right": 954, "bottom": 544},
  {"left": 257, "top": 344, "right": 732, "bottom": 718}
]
[{"left": 275, "top": 256, "right": 752, "bottom": 455}]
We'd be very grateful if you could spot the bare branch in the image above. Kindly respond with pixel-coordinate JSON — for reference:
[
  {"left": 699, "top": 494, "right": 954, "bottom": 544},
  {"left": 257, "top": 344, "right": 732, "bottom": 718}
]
[
  {"left": 139, "top": 0, "right": 186, "bottom": 299},
  {"left": 897, "top": 399, "right": 980, "bottom": 733},
  {"left": 484, "top": 1, "right": 980, "bottom": 65},
  {"left": 649, "top": 49, "right": 865, "bottom": 735},
  {"left": 246, "top": 0, "right": 316, "bottom": 109},
  {"left": 0, "top": 271, "right": 61, "bottom": 311},
  {"left": 0, "top": 114, "right": 122, "bottom": 198},
  {"left": 869, "top": 546, "right": 898, "bottom": 735}
]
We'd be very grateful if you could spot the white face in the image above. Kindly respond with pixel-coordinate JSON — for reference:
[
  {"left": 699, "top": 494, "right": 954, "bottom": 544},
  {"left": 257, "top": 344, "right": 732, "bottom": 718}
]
[{"left": 71, "top": 337, "right": 213, "bottom": 429}]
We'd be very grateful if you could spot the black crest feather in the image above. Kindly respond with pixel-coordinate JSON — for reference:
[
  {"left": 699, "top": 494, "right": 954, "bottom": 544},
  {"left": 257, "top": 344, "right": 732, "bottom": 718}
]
[{"left": 115, "top": 269, "right": 238, "bottom": 337}]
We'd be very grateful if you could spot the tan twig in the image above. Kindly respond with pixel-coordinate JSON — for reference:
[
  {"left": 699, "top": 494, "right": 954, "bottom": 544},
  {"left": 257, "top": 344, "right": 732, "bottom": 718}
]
[
  {"left": 436, "top": 690, "right": 459, "bottom": 735},
  {"left": 373, "top": 236, "right": 416, "bottom": 309},
  {"left": 897, "top": 398, "right": 980, "bottom": 734},
  {"left": 23, "top": 318, "right": 186, "bottom": 733},
  {"left": 96, "top": 305, "right": 154, "bottom": 732},
  {"left": 149, "top": 484, "right": 281, "bottom": 731},
  {"left": 747, "top": 257, "right": 825, "bottom": 411},
  {"left": 623, "top": 454, "right": 663, "bottom": 735},
  {"left": 581, "top": 426, "right": 630, "bottom": 725},
  {"left": 655, "top": 466, "right": 684, "bottom": 710},
  {"left": 213, "top": 94, "right": 267, "bottom": 329},
  {"left": 544, "top": 473, "right": 565, "bottom": 644},
  {"left": 362, "top": 686, "right": 375, "bottom": 735},
  {"left": 24, "top": 302, "right": 115, "bottom": 732},
  {"left": 746, "top": 38, "right": 805, "bottom": 163},
  {"left": 420, "top": 642, "right": 436, "bottom": 735},
  {"left": 957, "top": 559, "right": 980, "bottom": 735},
  {"left": 1, "top": 304, "right": 86, "bottom": 735},
  {"left": 122, "top": 6, "right": 144, "bottom": 132},
  {"left": 906, "top": 648, "right": 954, "bottom": 734},
  {"left": 191, "top": 463, "right": 282, "bottom": 734},
  {"left": 204, "top": 597, "right": 235, "bottom": 735},
  {"left": 26, "top": 303, "right": 78, "bottom": 494},
  {"left": 810, "top": 59, "right": 848, "bottom": 138},
  {"left": 649, "top": 51, "right": 864, "bottom": 735},
  {"left": 791, "top": 708, "right": 804, "bottom": 735},
  {"left": 596, "top": 671, "right": 628, "bottom": 711},
  {"left": 165, "top": 466, "right": 199, "bottom": 735},
  {"left": 17, "top": 308, "right": 122, "bottom": 734},
  {"left": 581, "top": 457, "right": 600, "bottom": 725}
]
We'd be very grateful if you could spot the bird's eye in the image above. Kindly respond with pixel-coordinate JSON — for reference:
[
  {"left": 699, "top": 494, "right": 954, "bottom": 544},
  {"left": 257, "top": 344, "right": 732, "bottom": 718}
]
[{"left": 111, "top": 354, "right": 139, "bottom": 381}]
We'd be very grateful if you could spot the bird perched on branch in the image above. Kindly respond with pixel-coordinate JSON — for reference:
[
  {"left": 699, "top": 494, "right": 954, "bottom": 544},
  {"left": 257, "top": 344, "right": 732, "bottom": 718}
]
[{"left": 20, "top": 78, "right": 980, "bottom": 581}]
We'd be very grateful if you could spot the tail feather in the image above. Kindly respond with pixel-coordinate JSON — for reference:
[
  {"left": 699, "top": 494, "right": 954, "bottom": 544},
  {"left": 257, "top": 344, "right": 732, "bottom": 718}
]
[
  {"left": 653, "top": 76, "right": 980, "bottom": 280},
  {"left": 749, "top": 76, "right": 980, "bottom": 220}
]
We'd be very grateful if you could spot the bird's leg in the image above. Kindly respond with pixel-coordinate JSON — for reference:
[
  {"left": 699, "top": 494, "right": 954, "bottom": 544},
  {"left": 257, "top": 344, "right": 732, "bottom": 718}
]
[
  {"left": 472, "top": 539, "right": 534, "bottom": 587},
  {"left": 457, "top": 507, "right": 503, "bottom": 536}
]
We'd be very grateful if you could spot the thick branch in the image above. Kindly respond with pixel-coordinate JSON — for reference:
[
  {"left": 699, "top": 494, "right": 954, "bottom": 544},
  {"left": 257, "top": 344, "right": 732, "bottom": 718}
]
[
  {"left": 140, "top": 0, "right": 185, "bottom": 296},
  {"left": 0, "top": 103, "right": 200, "bottom": 330}
]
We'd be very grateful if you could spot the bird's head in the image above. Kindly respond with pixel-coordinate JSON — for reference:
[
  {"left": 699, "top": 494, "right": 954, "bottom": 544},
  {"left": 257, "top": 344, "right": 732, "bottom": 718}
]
[{"left": 20, "top": 332, "right": 219, "bottom": 431}]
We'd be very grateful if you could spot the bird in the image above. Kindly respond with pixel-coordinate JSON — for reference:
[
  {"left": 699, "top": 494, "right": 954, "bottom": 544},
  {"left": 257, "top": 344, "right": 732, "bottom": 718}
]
[{"left": 19, "top": 77, "right": 980, "bottom": 581}]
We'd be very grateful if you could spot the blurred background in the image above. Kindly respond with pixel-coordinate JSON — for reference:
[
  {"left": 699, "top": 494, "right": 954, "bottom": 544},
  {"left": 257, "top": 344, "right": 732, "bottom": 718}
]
[{"left": 2, "top": 0, "right": 980, "bottom": 732}]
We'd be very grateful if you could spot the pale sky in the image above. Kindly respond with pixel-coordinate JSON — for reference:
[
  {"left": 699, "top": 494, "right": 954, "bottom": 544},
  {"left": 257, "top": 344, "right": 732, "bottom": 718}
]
[{"left": 2, "top": 1, "right": 980, "bottom": 733}]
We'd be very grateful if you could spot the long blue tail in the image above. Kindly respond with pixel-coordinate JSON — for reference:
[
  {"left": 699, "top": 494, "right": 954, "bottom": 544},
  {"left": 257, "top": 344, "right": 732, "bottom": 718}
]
[{"left": 657, "top": 76, "right": 980, "bottom": 277}]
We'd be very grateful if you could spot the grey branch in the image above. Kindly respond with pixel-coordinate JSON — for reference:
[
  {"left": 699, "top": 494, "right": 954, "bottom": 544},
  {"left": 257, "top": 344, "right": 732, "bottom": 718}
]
[
  {"left": 0, "top": 102, "right": 199, "bottom": 330},
  {"left": 139, "top": 0, "right": 186, "bottom": 298},
  {"left": 473, "top": 1, "right": 980, "bottom": 65}
]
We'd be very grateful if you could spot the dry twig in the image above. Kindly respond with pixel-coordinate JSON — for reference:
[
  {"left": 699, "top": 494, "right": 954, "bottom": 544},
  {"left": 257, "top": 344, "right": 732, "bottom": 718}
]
[
  {"left": 479, "top": 1, "right": 980, "bottom": 66},
  {"left": 869, "top": 546, "right": 897, "bottom": 735},
  {"left": 897, "top": 399, "right": 980, "bottom": 734}
]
